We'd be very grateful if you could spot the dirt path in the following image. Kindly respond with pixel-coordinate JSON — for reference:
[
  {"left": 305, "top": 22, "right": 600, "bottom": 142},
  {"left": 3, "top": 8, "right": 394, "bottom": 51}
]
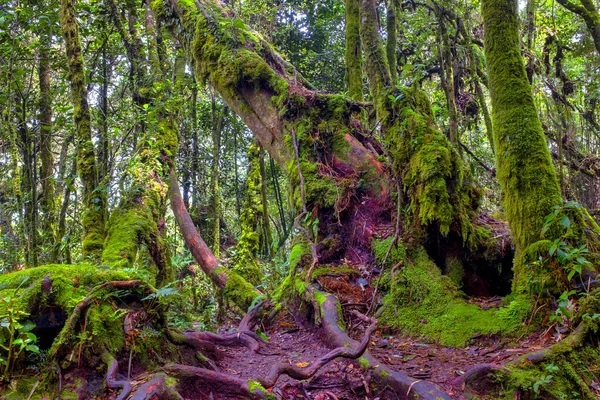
[{"left": 175, "top": 315, "right": 553, "bottom": 400}]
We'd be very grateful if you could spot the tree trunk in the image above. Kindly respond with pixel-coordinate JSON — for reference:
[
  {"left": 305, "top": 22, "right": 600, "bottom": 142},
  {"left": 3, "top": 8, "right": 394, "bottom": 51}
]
[
  {"left": 38, "top": 35, "right": 56, "bottom": 259},
  {"left": 345, "top": 0, "right": 363, "bottom": 100},
  {"left": 386, "top": 0, "right": 398, "bottom": 82},
  {"left": 61, "top": 0, "right": 107, "bottom": 260},
  {"left": 482, "top": 0, "right": 562, "bottom": 290},
  {"left": 555, "top": 0, "right": 600, "bottom": 55},
  {"left": 209, "top": 89, "right": 225, "bottom": 257}
]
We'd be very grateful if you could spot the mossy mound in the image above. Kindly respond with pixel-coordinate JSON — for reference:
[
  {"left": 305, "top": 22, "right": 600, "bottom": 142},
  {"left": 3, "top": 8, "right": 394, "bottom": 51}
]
[
  {"left": 378, "top": 246, "right": 528, "bottom": 346},
  {"left": 0, "top": 265, "right": 132, "bottom": 314}
]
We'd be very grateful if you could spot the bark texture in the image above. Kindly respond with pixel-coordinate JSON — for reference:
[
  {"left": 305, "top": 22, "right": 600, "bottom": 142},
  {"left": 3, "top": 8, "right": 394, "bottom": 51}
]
[
  {"left": 482, "top": 0, "right": 563, "bottom": 290},
  {"left": 61, "top": 0, "right": 107, "bottom": 260}
]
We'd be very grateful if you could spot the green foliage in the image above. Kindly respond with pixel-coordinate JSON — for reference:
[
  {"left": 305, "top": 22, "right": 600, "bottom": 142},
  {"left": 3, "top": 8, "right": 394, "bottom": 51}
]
[
  {"left": 0, "top": 296, "right": 39, "bottom": 381},
  {"left": 522, "top": 201, "right": 600, "bottom": 294}
]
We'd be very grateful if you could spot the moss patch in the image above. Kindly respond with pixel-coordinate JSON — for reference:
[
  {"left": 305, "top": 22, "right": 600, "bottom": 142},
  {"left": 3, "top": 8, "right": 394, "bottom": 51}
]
[{"left": 380, "top": 248, "right": 527, "bottom": 346}]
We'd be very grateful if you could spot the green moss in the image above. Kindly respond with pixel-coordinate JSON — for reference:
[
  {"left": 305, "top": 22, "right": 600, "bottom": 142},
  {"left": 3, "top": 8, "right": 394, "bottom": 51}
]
[
  {"left": 223, "top": 271, "right": 260, "bottom": 311},
  {"left": 445, "top": 257, "right": 465, "bottom": 288},
  {"left": 482, "top": 0, "right": 563, "bottom": 292},
  {"left": 358, "top": 356, "right": 369, "bottom": 369},
  {"left": 494, "top": 346, "right": 600, "bottom": 400},
  {"left": 248, "top": 380, "right": 274, "bottom": 399},
  {"left": 345, "top": 0, "right": 363, "bottom": 100},
  {"left": 371, "top": 237, "right": 405, "bottom": 266},
  {"left": 381, "top": 85, "right": 481, "bottom": 241},
  {"left": 381, "top": 248, "right": 525, "bottom": 346},
  {"left": 102, "top": 104, "right": 177, "bottom": 286},
  {"left": 231, "top": 144, "right": 264, "bottom": 286},
  {"left": 311, "top": 264, "right": 359, "bottom": 280}
]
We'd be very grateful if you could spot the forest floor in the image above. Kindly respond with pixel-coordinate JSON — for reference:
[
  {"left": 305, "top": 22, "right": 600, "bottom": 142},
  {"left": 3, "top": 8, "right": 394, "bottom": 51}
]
[{"left": 167, "top": 298, "right": 579, "bottom": 400}]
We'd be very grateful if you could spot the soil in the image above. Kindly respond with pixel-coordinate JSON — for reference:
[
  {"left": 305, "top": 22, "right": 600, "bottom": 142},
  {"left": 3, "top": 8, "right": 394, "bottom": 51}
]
[{"left": 173, "top": 301, "right": 560, "bottom": 400}]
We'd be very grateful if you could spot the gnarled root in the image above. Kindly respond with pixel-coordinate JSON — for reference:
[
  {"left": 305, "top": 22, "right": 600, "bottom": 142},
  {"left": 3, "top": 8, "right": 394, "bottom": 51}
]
[
  {"left": 129, "top": 373, "right": 183, "bottom": 400},
  {"left": 102, "top": 352, "right": 132, "bottom": 400},
  {"left": 315, "top": 289, "right": 452, "bottom": 400},
  {"left": 162, "top": 364, "right": 263, "bottom": 399},
  {"left": 163, "top": 311, "right": 379, "bottom": 399},
  {"left": 259, "top": 312, "right": 378, "bottom": 388},
  {"left": 450, "top": 363, "right": 510, "bottom": 390},
  {"left": 456, "top": 321, "right": 596, "bottom": 398},
  {"left": 52, "top": 280, "right": 146, "bottom": 358}
]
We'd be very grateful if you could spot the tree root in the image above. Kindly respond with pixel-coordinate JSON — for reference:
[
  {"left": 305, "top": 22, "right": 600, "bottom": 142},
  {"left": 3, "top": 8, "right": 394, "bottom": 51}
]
[
  {"left": 102, "top": 352, "right": 132, "bottom": 400},
  {"left": 239, "top": 300, "right": 272, "bottom": 332},
  {"left": 52, "top": 280, "right": 146, "bottom": 358},
  {"left": 178, "top": 330, "right": 265, "bottom": 353},
  {"left": 162, "top": 364, "right": 262, "bottom": 399},
  {"left": 520, "top": 321, "right": 589, "bottom": 364},
  {"left": 258, "top": 311, "right": 378, "bottom": 388},
  {"left": 129, "top": 373, "right": 183, "bottom": 400},
  {"left": 455, "top": 321, "right": 595, "bottom": 397},
  {"left": 162, "top": 312, "right": 379, "bottom": 398},
  {"left": 314, "top": 288, "right": 452, "bottom": 400},
  {"left": 450, "top": 363, "right": 510, "bottom": 390}
]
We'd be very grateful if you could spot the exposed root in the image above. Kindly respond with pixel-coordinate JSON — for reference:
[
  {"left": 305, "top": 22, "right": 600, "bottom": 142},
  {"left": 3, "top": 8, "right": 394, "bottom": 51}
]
[
  {"left": 315, "top": 289, "right": 452, "bottom": 400},
  {"left": 129, "top": 373, "right": 183, "bottom": 400},
  {"left": 162, "top": 364, "right": 262, "bottom": 399},
  {"left": 102, "top": 352, "right": 132, "bottom": 400},
  {"left": 258, "top": 312, "right": 378, "bottom": 388},
  {"left": 163, "top": 313, "right": 377, "bottom": 398},
  {"left": 239, "top": 300, "right": 272, "bottom": 332},
  {"left": 52, "top": 280, "right": 146, "bottom": 357},
  {"left": 179, "top": 330, "right": 264, "bottom": 353},
  {"left": 455, "top": 321, "right": 597, "bottom": 398},
  {"left": 520, "top": 321, "right": 589, "bottom": 364},
  {"left": 450, "top": 363, "right": 509, "bottom": 390}
]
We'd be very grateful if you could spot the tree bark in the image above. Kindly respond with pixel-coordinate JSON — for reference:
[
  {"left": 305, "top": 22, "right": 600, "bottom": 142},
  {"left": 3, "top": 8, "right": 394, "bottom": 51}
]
[
  {"left": 482, "top": 0, "right": 562, "bottom": 290},
  {"left": 38, "top": 34, "right": 56, "bottom": 259},
  {"left": 61, "top": 0, "right": 107, "bottom": 260},
  {"left": 345, "top": 0, "right": 363, "bottom": 100}
]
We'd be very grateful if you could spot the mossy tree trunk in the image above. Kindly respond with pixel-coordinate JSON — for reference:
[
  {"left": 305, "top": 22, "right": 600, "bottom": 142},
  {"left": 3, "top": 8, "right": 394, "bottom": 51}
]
[
  {"left": 38, "top": 33, "right": 57, "bottom": 261},
  {"left": 209, "top": 89, "right": 225, "bottom": 257},
  {"left": 386, "top": 0, "right": 398, "bottom": 82},
  {"left": 482, "top": 0, "right": 563, "bottom": 291},
  {"left": 15, "top": 93, "right": 37, "bottom": 267},
  {"left": 61, "top": 0, "right": 107, "bottom": 261},
  {"left": 434, "top": 5, "right": 459, "bottom": 146},
  {"left": 345, "top": 0, "right": 363, "bottom": 100},
  {"left": 101, "top": 2, "right": 175, "bottom": 285}
]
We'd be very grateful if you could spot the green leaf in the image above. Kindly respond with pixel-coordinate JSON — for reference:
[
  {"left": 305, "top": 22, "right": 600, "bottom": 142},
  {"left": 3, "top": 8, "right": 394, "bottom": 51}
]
[
  {"left": 233, "top": 19, "right": 245, "bottom": 29},
  {"left": 561, "top": 216, "right": 571, "bottom": 229},
  {"left": 25, "top": 344, "right": 39, "bottom": 354},
  {"left": 25, "top": 332, "right": 36, "bottom": 342},
  {"left": 19, "top": 320, "right": 34, "bottom": 333}
]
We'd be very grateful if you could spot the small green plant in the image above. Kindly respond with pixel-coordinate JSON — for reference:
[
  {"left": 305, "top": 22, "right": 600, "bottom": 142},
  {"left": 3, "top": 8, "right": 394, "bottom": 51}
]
[
  {"left": 533, "top": 363, "right": 559, "bottom": 394},
  {"left": 549, "top": 290, "right": 577, "bottom": 328},
  {"left": 0, "top": 296, "right": 39, "bottom": 381}
]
